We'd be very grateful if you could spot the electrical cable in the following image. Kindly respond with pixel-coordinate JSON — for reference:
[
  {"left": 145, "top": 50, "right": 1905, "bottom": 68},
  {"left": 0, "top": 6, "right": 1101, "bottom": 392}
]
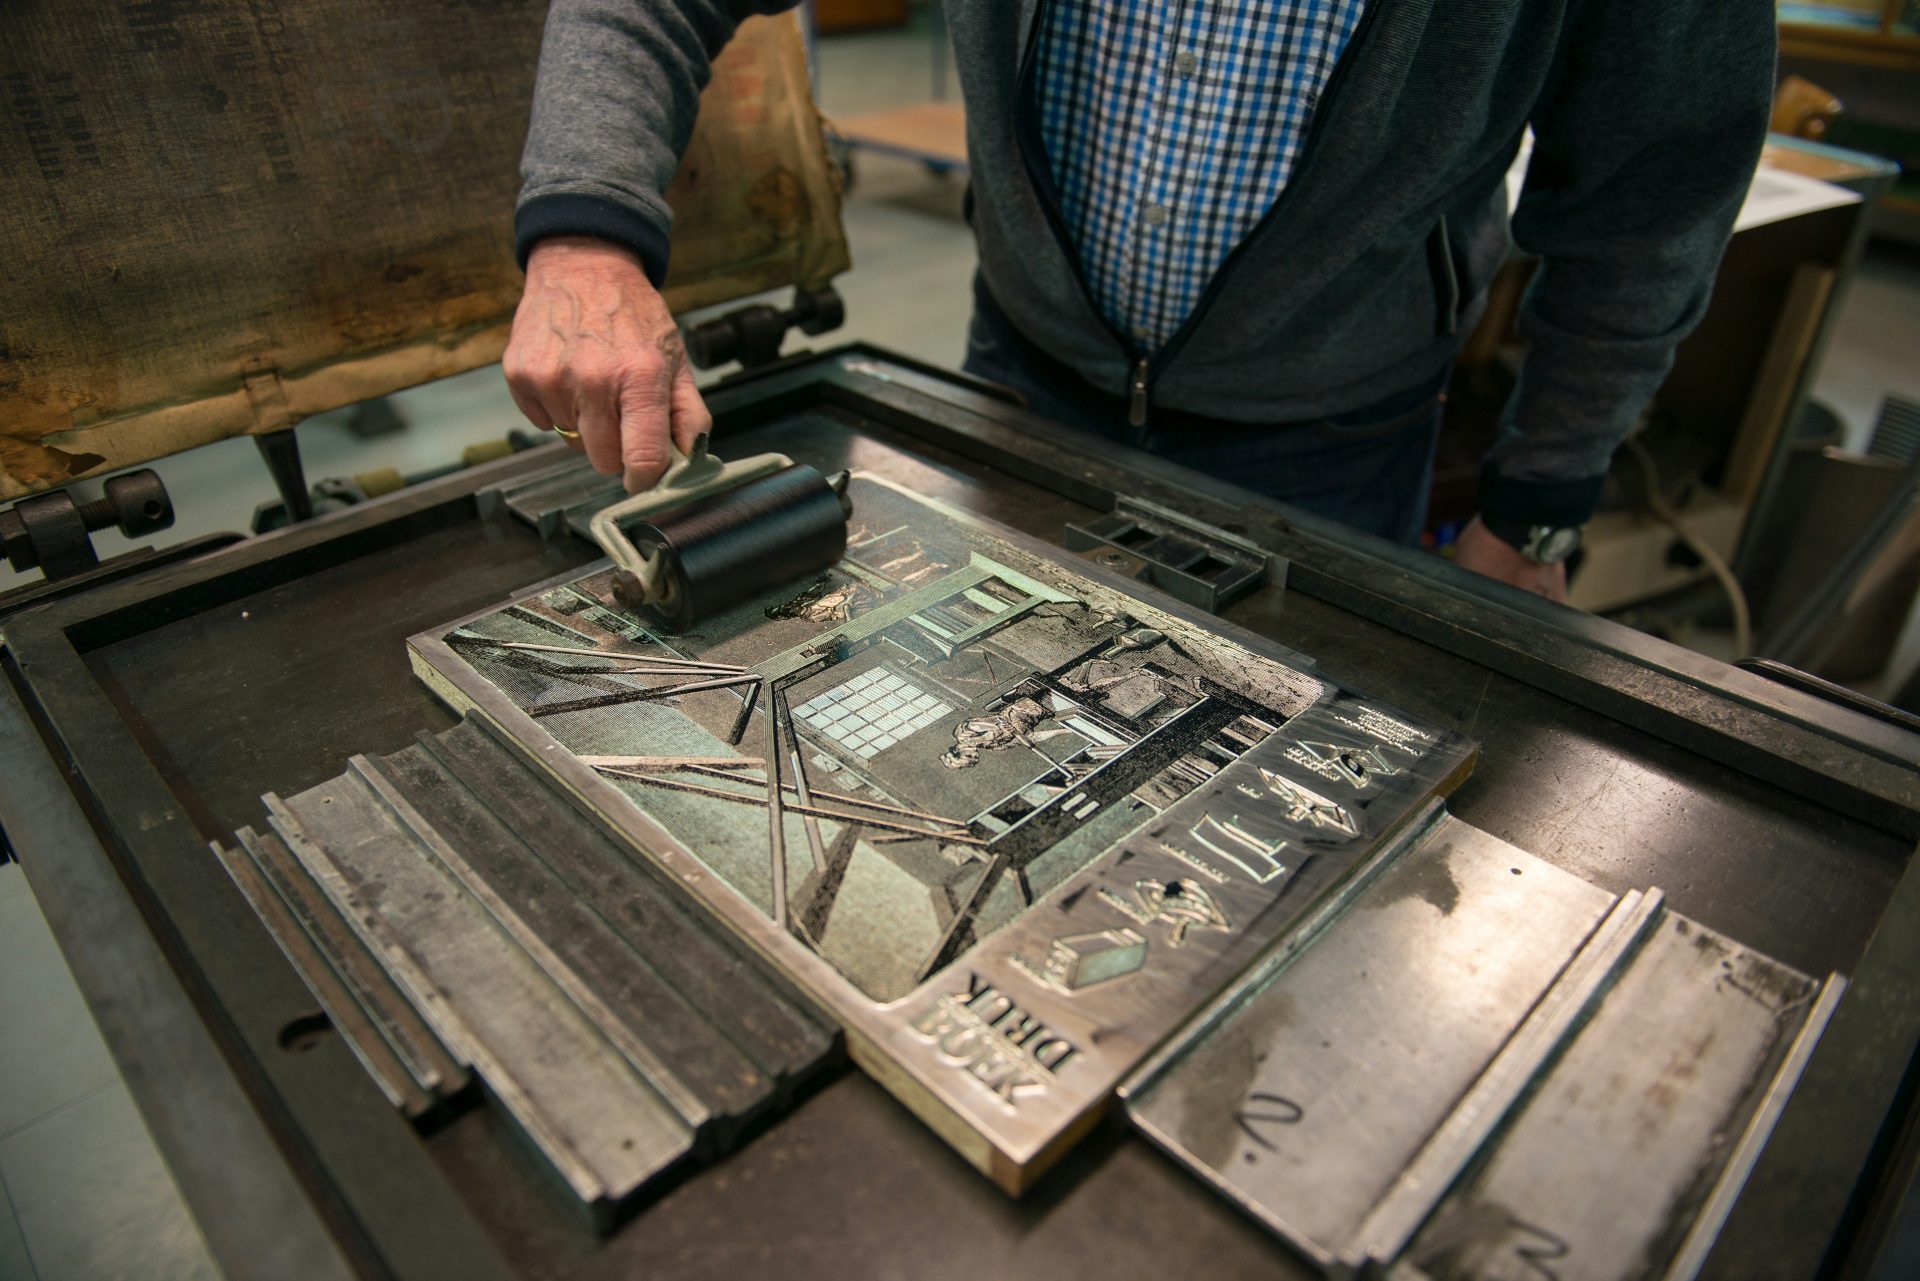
[{"left": 1623, "top": 435, "right": 1753, "bottom": 658}]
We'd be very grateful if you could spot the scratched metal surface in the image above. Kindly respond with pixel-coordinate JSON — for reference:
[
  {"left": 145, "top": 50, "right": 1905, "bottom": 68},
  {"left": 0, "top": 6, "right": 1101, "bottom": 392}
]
[
  {"left": 1125, "top": 816, "right": 1622, "bottom": 1271},
  {"left": 69, "top": 408, "right": 1907, "bottom": 1279},
  {"left": 1404, "top": 912, "right": 1831, "bottom": 1281},
  {"left": 1124, "top": 809, "right": 1844, "bottom": 1280}
]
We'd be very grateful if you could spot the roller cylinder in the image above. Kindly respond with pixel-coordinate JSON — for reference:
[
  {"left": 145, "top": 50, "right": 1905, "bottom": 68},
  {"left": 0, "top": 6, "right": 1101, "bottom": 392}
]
[{"left": 630, "top": 463, "right": 849, "bottom": 631}]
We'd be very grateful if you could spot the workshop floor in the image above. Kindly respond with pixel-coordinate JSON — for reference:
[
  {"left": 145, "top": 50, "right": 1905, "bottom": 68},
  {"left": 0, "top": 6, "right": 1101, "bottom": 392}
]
[
  {"left": 0, "top": 863, "right": 218, "bottom": 1281},
  {"left": 3, "top": 13, "right": 1920, "bottom": 1280},
  {"left": 1814, "top": 242, "right": 1920, "bottom": 459}
]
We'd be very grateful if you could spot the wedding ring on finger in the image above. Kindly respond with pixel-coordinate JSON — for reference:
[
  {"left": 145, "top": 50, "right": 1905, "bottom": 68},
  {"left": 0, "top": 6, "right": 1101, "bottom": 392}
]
[{"left": 551, "top": 423, "right": 581, "bottom": 440}]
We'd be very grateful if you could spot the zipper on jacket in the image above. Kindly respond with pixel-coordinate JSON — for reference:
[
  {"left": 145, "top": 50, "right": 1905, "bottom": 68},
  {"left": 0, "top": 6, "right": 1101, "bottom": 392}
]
[
  {"left": 1144, "top": 0, "right": 1390, "bottom": 386},
  {"left": 1128, "top": 358, "right": 1150, "bottom": 428},
  {"left": 1431, "top": 214, "right": 1461, "bottom": 337},
  {"left": 1011, "top": 2, "right": 1150, "bottom": 428},
  {"left": 1010, "top": 0, "right": 1389, "bottom": 432}
]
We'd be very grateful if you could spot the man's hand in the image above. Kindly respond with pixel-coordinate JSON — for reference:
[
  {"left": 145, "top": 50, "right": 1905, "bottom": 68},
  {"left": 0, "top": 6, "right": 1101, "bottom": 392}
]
[
  {"left": 503, "top": 236, "right": 711, "bottom": 493},
  {"left": 1453, "top": 516, "right": 1569, "bottom": 603}
]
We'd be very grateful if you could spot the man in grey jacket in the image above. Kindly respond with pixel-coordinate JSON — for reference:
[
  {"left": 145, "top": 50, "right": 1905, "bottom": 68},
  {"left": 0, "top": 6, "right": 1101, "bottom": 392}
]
[{"left": 502, "top": 1, "right": 1776, "bottom": 602}]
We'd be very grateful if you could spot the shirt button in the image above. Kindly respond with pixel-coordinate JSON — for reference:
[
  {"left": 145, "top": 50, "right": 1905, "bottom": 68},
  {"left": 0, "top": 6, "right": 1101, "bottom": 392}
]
[
  {"left": 1131, "top": 325, "right": 1149, "bottom": 340},
  {"left": 1142, "top": 203, "right": 1169, "bottom": 227},
  {"left": 1174, "top": 50, "right": 1198, "bottom": 77}
]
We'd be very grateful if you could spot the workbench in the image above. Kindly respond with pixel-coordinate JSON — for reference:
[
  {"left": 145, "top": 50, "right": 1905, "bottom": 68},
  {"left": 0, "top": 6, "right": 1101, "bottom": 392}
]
[{"left": 3, "top": 348, "right": 1917, "bottom": 1280}]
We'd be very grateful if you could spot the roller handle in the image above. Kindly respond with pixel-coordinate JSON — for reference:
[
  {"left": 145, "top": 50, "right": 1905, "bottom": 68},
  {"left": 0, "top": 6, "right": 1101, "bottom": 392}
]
[{"left": 655, "top": 434, "right": 723, "bottom": 491}]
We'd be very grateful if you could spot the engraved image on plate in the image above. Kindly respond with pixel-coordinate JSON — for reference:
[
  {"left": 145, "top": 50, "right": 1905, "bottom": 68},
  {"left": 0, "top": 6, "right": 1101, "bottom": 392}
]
[{"left": 408, "top": 476, "right": 1477, "bottom": 1190}]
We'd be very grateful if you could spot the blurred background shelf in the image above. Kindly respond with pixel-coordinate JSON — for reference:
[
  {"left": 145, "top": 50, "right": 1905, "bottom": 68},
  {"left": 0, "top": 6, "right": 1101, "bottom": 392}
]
[
  {"left": 1778, "top": 2, "right": 1920, "bottom": 243},
  {"left": 1780, "top": 1, "right": 1920, "bottom": 70}
]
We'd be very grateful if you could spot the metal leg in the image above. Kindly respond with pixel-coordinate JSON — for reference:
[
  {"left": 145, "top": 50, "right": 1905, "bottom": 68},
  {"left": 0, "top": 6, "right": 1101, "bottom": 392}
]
[
  {"left": 254, "top": 429, "right": 314, "bottom": 524},
  {"left": 930, "top": 0, "right": 948, "bottom": 101},
  {"left": 345, "top": 396, "right": 407, "bottom": 439},
  {"left": 800, "top": 0, "right": 819, "bottom": 89}
]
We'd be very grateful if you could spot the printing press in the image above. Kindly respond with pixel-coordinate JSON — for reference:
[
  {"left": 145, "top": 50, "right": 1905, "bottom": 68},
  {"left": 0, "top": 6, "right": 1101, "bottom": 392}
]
[{"left": 3, "top": 8, "right": 1918, "bottom": 1281}]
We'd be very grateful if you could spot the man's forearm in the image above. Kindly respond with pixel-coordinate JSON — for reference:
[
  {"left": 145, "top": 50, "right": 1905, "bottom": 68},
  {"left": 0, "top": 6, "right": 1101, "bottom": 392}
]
[{"left": 507, "top": 2, "right": 794, "bottom": 496}]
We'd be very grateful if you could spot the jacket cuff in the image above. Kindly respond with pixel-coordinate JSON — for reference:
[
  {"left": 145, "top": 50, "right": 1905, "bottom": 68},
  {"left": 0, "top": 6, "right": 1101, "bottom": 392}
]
[
  {"left": 514, "top": 193, "right": 671, "bottom": 285},
  {"left": 1477, "top": 461, "right": 1607, "bottom": 529}
]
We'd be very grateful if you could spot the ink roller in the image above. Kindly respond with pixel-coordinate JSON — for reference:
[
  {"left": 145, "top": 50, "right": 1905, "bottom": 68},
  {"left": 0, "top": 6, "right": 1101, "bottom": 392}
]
[{"left": 588, "top": 434, "right": 852, "bottom": 632}]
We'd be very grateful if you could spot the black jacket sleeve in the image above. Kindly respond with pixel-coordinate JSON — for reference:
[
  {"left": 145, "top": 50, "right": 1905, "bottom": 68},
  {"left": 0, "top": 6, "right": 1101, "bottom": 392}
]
[
  {"left": 514, "top": 0, "right": 801, "bottom": 283},
  {"left": 1481, "top": 0, "right": 1776, "bottom": 529}
]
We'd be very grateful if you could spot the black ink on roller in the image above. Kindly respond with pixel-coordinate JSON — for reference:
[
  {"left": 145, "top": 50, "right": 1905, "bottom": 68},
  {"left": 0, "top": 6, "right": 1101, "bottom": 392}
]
[
  {"left": 625, "top": 463, "right": 850, "bottom": 631},
  {"left": 587, "top": 436, "right": 852, "bottom": 632}
]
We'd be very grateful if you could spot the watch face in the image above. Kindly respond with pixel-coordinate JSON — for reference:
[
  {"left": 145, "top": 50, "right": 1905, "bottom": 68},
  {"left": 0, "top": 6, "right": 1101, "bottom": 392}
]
[{"left": 1533, "top": 526, "right": 1581, "bottom": 564}]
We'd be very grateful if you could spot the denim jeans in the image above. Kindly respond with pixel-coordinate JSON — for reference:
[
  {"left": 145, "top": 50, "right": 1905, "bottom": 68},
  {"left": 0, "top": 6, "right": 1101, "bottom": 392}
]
[{"left": 961, "top": 279, "right": 1446, "bottom": 545}]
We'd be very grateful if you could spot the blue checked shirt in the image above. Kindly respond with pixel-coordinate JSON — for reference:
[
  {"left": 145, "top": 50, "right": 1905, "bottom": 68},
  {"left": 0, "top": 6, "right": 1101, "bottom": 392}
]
[{"left": 1036, "top": 0, "right": 1370, "bottom": 354}]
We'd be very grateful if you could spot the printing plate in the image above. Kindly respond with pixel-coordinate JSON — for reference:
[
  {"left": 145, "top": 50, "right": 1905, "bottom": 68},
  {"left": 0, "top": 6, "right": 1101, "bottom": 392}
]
[{"left": 408, "top": 475, "right": 1476, "bottom": 1190}]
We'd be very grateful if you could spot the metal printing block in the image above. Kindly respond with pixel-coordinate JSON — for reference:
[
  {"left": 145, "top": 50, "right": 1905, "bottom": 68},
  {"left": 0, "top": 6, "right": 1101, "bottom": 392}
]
[
  {"left": 1401, "top": 912, "right": 1842, "bottom": 1281},
  {"left": 407, "top": 475, "right": 1478, "bottom": 1191},
  {"left": 1122, "top": 813, "right": 1846, "bottom": 1280},
  {"left": 213, "top": 828, "right": 471, "bottom": 1121},
  {"left": 233, "top": 713, "right": 836, "bottom": 1229},
  {"left": 268, "top": 766, "right": 702, "bottom": 1225}
]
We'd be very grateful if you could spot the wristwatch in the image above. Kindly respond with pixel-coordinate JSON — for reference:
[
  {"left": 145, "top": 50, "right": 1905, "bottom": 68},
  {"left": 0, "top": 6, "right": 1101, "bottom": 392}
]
[{"left": 1484, "top": 518, "right": 1582, "bottom": 565}]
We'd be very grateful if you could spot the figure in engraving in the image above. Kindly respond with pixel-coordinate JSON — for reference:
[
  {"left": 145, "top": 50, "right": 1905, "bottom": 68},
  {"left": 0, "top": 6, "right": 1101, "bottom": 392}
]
[
  {"left": 941, "top": 695, "right": 1064, "bottom": 769},
  {"left": 1107, "top": 626, "right": 1165, "bottom": 655},
  {"left": 1058, "top": 658, "right": 1144, "bottom": 696},
  {"left": 766, "top": 575, "right": 880, "bottom": 624},
  {"left": 1098, "top": 878, "right": 1231, "bottom": 946}
]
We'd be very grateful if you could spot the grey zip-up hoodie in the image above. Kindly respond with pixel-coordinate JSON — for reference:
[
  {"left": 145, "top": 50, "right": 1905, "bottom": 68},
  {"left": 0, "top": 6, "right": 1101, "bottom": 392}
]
[{"left": 516, "top": 0, "right": 1775, "bottom": 529}]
